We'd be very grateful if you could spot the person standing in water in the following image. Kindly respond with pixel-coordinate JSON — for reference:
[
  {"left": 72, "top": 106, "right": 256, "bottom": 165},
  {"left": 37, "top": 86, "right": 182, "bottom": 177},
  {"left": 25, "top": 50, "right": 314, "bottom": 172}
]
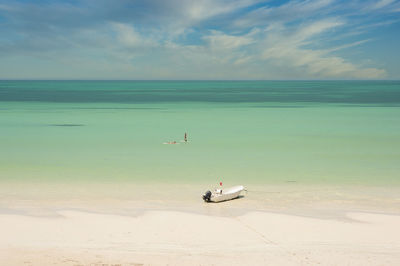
[{"left": 184, "top": 132, "right": 187, "bottom": 143}]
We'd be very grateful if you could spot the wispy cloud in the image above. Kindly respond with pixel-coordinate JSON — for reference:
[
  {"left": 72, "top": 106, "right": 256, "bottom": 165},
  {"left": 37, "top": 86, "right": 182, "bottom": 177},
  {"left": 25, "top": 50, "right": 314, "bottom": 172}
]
[
  {"left": 203, "top": 30, "right": 255, "bottom": 50},
  {"left": 326, "top": 39, "right": 372, "bottom": 53},
  {"left": 112, "top": 23, "right": 159, "bottom": 48},
  {"left": 0, "top": 0, "right": 398, "bottom": 79},
  {"left": 367, "top": 0, "right": 397, "bottom": 10},
  {"left": 234, "top": 0, "right": 335, "bottom": 28},
  {"left": 260, "top": 19, "right": 386, "bottom": 79}
]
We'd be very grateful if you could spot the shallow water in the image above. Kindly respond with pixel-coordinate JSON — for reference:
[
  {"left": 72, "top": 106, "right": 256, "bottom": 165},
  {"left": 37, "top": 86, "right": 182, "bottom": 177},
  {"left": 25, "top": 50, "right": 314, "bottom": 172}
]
[{"left": 1, "top": 80, "right": 399, "bottom": 185}]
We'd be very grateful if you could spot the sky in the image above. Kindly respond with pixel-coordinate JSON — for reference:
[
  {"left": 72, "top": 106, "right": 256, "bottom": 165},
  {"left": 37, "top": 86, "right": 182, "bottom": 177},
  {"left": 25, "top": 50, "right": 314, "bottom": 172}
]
[{"left": 0, "top": 0, "right": 399, "bottom": 80}]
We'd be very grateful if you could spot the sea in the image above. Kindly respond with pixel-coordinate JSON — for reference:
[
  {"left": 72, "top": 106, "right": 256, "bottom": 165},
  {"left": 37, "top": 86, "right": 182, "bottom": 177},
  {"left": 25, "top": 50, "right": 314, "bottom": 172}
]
[{"left": 1, "top": 80, "right": 400, "bottom": 185}]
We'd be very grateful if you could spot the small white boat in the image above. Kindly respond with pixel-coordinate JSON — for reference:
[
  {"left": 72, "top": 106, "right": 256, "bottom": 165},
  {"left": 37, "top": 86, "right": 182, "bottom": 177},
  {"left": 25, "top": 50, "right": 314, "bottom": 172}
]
[{"left": 202, "top": 185, "right": 245, "bottom": 202}]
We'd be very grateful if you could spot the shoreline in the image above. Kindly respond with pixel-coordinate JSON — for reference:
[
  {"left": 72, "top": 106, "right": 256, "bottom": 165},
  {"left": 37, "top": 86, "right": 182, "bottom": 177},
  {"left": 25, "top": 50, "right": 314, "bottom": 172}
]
[
  {"left": 1, "top": 181, "right": 399, "bottom": 265},
  {"left": 1, "top": 181, "right": 400, "bottom": 216}
]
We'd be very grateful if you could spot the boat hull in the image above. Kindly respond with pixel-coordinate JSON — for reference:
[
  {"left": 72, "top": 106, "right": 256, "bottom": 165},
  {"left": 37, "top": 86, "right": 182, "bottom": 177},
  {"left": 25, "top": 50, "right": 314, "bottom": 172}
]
[{"left": 205, "top": 185, "right": 244, "bottom": 203}]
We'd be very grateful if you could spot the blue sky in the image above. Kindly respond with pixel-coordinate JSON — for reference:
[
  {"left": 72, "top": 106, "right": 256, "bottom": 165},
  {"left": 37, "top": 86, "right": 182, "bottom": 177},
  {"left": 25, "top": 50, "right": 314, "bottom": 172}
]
[{"left": 0, "top": 0, "right": 399, "bottom": 79}]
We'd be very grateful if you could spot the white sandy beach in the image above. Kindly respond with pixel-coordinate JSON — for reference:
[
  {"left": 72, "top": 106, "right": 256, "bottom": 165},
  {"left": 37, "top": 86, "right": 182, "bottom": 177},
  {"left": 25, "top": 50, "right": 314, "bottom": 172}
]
[{"left": 1, "top": 182, "right": 400, "bottom": 265}]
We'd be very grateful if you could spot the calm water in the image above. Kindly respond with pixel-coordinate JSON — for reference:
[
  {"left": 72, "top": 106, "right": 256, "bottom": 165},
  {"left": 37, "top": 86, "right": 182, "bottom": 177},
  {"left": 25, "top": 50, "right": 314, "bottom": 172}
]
[{"left": 1, "top": 80, "right": 399, "bottom": 185}]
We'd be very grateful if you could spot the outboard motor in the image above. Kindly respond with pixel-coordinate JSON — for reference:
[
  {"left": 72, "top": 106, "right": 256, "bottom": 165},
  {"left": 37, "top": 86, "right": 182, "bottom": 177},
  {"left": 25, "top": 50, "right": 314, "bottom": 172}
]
[{"left": 202, "top": 190, "right": 212, "bottom": 202}]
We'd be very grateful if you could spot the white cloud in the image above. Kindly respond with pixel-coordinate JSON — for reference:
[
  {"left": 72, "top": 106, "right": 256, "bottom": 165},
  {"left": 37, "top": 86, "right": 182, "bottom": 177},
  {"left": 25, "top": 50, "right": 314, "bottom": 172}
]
[
  {"left": 0, "top": 0, "right": 395, "bottom": 79},
  {"left": 234, "top": 0, "right": 335, "bottom": 28},
  {"left": 261, "top": 20, "right": 386, "bottom": 79},
  {"left": 157, "top": 0, "right": 262, "bottom": 37},
  {"left": 203, "top": 30, "right": 254, "bottom": 50},
  {"left": 112, "top": 23, "right": 158, "bottom": 48},
  {"left": 326, "top": 39, "right": 372, "bottom": 53},
  {"left": 370, "top": 0, "right": 396, "bottom": 9},
  {"left": 183, "top": 0, "right": 260, "bottom": 20},
  {"left": 296, "top": 20, "right": 343, "bottom": 41}
]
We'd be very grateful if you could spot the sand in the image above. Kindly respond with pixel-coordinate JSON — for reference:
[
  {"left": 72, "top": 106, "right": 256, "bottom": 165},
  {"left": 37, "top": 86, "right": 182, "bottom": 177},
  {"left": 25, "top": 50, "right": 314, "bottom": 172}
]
[{"left": 1, "top": 182, "right": 400, "bottom": 265}]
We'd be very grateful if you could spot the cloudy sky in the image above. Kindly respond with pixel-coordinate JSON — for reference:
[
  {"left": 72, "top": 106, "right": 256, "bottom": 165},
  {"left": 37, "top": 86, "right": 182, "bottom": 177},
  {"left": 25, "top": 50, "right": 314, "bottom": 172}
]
[{"left": 0, "top": 0, "right": 399, "bottom": 79}]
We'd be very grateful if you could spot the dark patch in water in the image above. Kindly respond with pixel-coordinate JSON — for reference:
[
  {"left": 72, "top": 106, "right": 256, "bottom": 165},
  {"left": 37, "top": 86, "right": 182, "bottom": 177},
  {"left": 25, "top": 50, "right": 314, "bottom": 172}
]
[
  {"left": 49, "top": 124, "right": 84, "bottom": 127},
  {"left": 336, "top": 104, "right": 400, "bottom": 108},
  {"left": 70, "top": 107, "right": 166, "bottom": 110},
  {"left": 251, "top": 105, "right": 306, "bottom": 108}
]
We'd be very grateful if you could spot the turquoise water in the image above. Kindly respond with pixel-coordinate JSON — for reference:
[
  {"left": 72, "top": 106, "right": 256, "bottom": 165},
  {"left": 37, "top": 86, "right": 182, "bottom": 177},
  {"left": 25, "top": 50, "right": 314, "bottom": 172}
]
[{"left": 1, "top": 81, "right": 400, "bottom": 185}]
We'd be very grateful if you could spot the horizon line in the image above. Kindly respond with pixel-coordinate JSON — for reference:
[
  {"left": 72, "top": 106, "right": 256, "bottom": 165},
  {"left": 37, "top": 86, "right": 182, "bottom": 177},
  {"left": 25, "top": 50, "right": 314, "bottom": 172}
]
[{"left": 1, "top": 79, "right": 400, "bottom": 82}]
